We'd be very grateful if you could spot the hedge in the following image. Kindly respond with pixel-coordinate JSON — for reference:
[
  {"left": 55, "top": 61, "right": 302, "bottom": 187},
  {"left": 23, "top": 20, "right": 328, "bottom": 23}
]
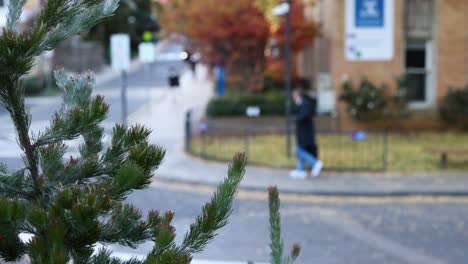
[
  {"left": 207, "top": 91, "right": 286, "bottom": 117},
  {"left": 23, "top": 77, "right": 46, "bottom": 96},
  {"left": 22, "top": 75, "right": 60, "bottom": 96},
  {"left": 440, "top": 84, "right": 468, "bottom": 129}
]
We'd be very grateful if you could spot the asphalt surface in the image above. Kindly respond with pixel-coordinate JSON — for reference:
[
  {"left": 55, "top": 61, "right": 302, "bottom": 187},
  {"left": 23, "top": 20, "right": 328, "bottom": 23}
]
[{"left": 114, "top": 184, "right": 468, "bottom": 264}]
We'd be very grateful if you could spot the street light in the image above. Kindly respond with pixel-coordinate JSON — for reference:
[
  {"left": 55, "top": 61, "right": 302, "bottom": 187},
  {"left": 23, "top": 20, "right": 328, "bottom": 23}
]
[
  {"left": 273, "top": 0, "right": 293, "bottom": 158},
  {"left": 272, "top": 2, "right": 290, "bottom": 16}
]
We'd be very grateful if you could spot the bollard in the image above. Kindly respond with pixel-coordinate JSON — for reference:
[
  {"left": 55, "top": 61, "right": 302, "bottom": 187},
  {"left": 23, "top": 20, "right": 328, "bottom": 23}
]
[
  {"left": 201, "top": 130, "right": 207, "bottom": 159},
  {"left": 382, "top": 132, "right": 388, "bottom": 171},
  {"left": 199, "top": 121, "right": 208, "bottom": 159},
  {"left": 244, "top": 128, "right": 250, "bottom": 159},
  {"left": 185, "top": 110, "right": 192, "bottom": 152}
]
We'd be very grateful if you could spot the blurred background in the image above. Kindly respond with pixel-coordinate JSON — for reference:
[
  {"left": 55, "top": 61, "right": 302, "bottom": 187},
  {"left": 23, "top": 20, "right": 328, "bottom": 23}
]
[{"left": 1, "top": 0, "right": 468, "bottom": 263}]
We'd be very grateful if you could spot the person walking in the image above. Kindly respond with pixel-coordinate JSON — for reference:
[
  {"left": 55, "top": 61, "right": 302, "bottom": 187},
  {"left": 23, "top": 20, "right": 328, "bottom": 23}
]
[
  {"left": 168, "top": 66, "right": 180, "bottom": 104},
  {"left": 290, "top": 83, "right": 323, "bottom": 179},
  {"left": 168, "top": 66, "right": 180, "bottom": 88}
]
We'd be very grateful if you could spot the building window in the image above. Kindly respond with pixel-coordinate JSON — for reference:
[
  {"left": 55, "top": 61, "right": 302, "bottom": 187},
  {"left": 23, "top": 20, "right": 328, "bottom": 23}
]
[
  {"left": 404, "top": 0, "right": 434, "bottom": 107},
  {"left": 406, "top": 0, "right": 434, "bottom": 39},
  {"left": 405, "top": 42, "right": 427, "bottom": 102}
]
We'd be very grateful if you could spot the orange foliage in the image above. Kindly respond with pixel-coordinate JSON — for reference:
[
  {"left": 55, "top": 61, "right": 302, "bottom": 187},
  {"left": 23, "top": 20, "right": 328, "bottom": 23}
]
[
  {"left": 160, "top": 0, "right": 318, "bottom": 90},
  {"left": 265, "top": 59, "right": 299, "bottom": 82},
  {"left": 161, "top": 0, "right": 269, "bottom": 67},
  {"left": 274, "top": 0, "right": 318, "bottom": 52}
]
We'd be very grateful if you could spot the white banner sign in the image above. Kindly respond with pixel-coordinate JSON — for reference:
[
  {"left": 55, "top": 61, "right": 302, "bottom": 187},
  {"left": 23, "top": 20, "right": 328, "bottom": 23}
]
[
  {"left": 110, "top": 34, "right": 131, "bottom": 71},
  {"left": 345, "top": 0, "right": 394, "bottom": 61},
  {"left": 317, "top": 73, "right": 335, "bottom": 114},
  {"left": 138, "top": 43, "right": 156, "bottom": 63}
]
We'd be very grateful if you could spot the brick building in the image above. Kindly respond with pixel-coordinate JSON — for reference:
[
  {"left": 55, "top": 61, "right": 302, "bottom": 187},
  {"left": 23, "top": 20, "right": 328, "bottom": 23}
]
[{"left": 299, "top": 0, "right": 468, "bottom": 129}]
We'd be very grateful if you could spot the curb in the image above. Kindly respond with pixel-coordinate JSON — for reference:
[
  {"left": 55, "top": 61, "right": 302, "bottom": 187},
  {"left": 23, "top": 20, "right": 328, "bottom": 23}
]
[
  {"left": 185, "top": 150, "right": 467, "bottom": 178},
  {"left": 170, "top": 151, "right": 468, "bottom": 197},
  {"left": 109, "top": 251, "right": 263, "bottom": 264},
  {"left": 155, "top": 177, "right": 468, "bottom": 198}
]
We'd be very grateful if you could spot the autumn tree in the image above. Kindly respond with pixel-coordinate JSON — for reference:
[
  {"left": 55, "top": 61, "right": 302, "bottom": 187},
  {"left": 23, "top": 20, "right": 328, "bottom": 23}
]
[
  {"left": 160, "top": 0, "right": 318, "bottom": 90},
  {"left": 255, "top": 0, "right": 281, "bottom": 32},
  {"left": 265, "top": 0, "right": 318, "bottom": 82},
  {"left": 160, "top": 0, "right": 270, "bottom": 90},
  {"left": 273, "top": 0, "right": 317, "bottom": 52}
]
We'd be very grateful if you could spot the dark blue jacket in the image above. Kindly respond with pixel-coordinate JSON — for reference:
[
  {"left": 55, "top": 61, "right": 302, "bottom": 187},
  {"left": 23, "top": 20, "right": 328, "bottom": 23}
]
[{"left": 295, "top": 96, "right": 318, "bottom": 155}]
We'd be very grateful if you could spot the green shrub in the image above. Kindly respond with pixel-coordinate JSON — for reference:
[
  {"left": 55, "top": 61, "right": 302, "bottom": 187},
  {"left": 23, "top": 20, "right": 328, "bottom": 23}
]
[
  {"left": 340, "top": 76, "right": 410, "bottom": 122},
  {"left": 391, "top": 75, "right": 410, "bottom": 117},
  {"left": 440, "top": 84, "right": 468, "bottom": 129},
  {"left": 207, "top": 91, "right": 286, "bottom": 117},
  {"left": 263, "top": 75, "right": 280, "bottom": 92},
  {"left": 339, "top": 79, "right": 387, "bottom": 121},
  {"left": 22, "top": 77, "right": 45, "bottom": 96},
  {"left": 22, "top": 75, "right": 61, "bottom": 96}
]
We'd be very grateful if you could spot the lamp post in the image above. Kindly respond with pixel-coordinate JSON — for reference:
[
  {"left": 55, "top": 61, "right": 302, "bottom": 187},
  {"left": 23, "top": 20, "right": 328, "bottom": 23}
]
[{"left": 273, "top": 0, "right": 293, "bottom": 158}]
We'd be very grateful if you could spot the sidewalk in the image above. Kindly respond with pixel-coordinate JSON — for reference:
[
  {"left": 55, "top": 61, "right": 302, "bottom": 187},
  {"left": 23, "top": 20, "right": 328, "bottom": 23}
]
[{"left": 130, "top": 67, "right": 468, "bottom": 197}]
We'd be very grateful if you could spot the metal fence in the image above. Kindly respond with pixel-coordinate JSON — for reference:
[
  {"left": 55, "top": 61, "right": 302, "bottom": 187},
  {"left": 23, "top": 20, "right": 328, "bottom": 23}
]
[{"left": 185, "top": 111, "right": 388, "bottom": 172}]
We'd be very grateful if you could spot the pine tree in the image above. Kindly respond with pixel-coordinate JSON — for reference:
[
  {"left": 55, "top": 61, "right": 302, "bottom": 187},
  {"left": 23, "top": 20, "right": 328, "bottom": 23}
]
[{"left": 0, "top": 0, "right": 246, "bottom": 263}]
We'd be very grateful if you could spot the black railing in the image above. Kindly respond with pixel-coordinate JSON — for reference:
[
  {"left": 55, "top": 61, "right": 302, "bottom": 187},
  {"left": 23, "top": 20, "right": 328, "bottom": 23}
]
[{"left": 185, "top": 111, "right": 388, "bottom": 172}]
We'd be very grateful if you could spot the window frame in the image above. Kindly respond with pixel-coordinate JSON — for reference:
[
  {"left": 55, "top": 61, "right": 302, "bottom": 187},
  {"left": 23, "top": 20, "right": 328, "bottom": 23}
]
[{"left": 404, "top": 0, "right": 437, "bottom": 109}]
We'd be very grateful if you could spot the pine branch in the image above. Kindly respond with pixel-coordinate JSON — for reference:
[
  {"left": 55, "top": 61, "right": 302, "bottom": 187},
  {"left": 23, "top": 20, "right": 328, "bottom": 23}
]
[
  {"left": 39, "top": 143, "right": 66, "bottom": 184},
  {"left": 0, "top": 80, "right": 40, "bottom": 196},
  {"left": 0, "top": 31, "right": 36, "bottom": 79},
  {"left": 102, "top": 124, "right": 163, "bottom": 177},
  {"left": 147, "top": 210, "right": 178, "bottom": 256},
  {"left": 268, "top": 186, "right": 283, "bottom": 264},
  {"left": 180, "top": 153, "right": 246, "bottom": 253},
  {"left": 0, "top": 0, "right": 120, "bottom": 196},
  {"left": 0, "top": 198, "right": 27, "bottom": 262},
  {"left": 6, "top": 0, "right": 28, "bottom": 31},
  {"left": 27, "top": 186, "right": 111, "bottom": 263},
  {"left": 60, "top": 156, "right": 101, "bottom": 186},
  {"left": 104, "top": 162, "right": 154, "bottom": 201},
  {"left": 33, "top": 0, "right": 119, "bottom": 55},
  {"left": 99, "top": 203, "right": 149, "bottom": 248},
  {"left": 0, "top": 169, "right": 35, "bottom": 199},
  {"left": 90, "top": 249, "right": 144, "bottom": 264},
  {"left": 79, "top": 126, "right": 104, "bottom": 159},
  {"left": 34, "top": 71, "right": 109, "bottom": 148},
  {"left": 288, "top": 244, "right": 301, "bottom": 264},
  {"left": 268, "top": 186, "right": 300, "bottom": 264}
]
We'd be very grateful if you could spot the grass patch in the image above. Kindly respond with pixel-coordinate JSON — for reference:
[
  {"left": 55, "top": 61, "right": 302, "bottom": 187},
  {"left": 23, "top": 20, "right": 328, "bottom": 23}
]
[{"left": 191, "top": 133, "right": 468, "bottom": 173}]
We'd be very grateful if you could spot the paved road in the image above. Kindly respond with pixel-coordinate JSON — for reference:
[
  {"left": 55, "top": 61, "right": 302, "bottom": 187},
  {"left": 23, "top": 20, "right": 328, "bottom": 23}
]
[{"left": 109, "top": 184, "right": 468, "bottom": 264}]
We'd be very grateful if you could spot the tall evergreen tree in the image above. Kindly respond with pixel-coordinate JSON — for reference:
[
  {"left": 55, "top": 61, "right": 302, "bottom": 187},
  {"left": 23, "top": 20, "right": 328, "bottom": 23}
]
[{"left": 0, "top": 0, "right": 246, "bottom": 263}]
